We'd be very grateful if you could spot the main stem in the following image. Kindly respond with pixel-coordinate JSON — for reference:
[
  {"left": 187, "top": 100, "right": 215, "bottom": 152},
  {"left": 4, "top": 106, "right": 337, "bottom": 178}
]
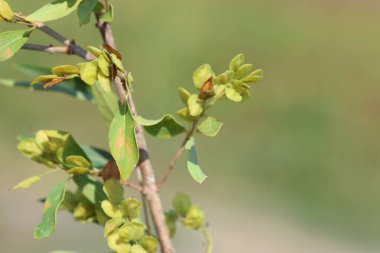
[{"left": 95, "top": 19, "right": 174, "bottom": 253}]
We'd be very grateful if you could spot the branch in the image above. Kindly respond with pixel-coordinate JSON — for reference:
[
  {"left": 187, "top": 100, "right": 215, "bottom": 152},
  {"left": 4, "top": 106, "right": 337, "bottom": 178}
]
[
  {"left": 22, "top": 43, "right": 71, "bottom": 55},
  {"left": 36, "top": 24, "right": 94, "bottom": 61},
  {"left": 94, "top": 16, "right": 175, "bottom": 253},
  {"left": 157, "top": 121, "right": 198, "bottom": 188}
]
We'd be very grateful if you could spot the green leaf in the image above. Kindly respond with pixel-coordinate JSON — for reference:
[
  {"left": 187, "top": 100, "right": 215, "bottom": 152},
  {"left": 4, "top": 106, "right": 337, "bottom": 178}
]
[
  {"left": 193, "top": 64, "right": 214, "bottom": 89},
  {"left": 187, "top": 94, "right": 203, "bottom": 117},
  {"left": 0, "top": 1, "right": 14, "bottom": 20},
  {"left": 185, "top": 138, "right": 207, "bottom": 184},
  {"left": 120, "top": 198, "right": 141, "bottom": 220},
  {"left": 97, "top": 72, "right": 111, "bottom": 92},
  {"left": 103, "top": 179, "right": 124, "bottom": 205},
  {"left": 225, "top": 85, "right": 242, "bottom": 102},
  {"left": 197, "top": 117, "right": 223, "bottom": 137},
  {"left": 11, "top": 176, "right": 41, "bottom": 190},
  {"left": 31, "top": 75, "right": 58, "bottom": 85},
  {"left": 141, "top": 236, "right": 158, "bottom": 253},
  {"left": 34, "top": 181, "right": 68, "bottom": 239},
  {"left": 77, "top": 0, "right": 98, "bottom": 25},
  {"left": 134, "top": 114, "right": 186, "bottom": 138},
  {"left": 182, "top": 205, "right": 205, "bottom": 229},
  {"left": 172, "top": 192, "right": 191, "bottom": 217},
  {"left": 52, "top": 65, "right": 79, "bottom": 76},
  {"left": 235, "top": 64, "right": 253, "bottom": 80},
  {"left": 0, "top": 30, "right": 30, "bottom": 62},
  {"left": 73, "top": 175, "right": 107, "bottom": 207},
  {"left": 77, "top": 61, "right": 98, "bottom": 85},
  {"left": 229, "top": 54, "right": 245, "bottom": 72},
  {"left": 27, "top": 0, "right": 83, "bottom": 22},
  {"left": 178, "top": 87, "right": 191, "bottom": 104},
  {"left": 80, "top": 145, "right": 112, "bottom": 168},
  {"left": 65, "top": 155, "right": 91, "bottom": 168},
  {"left": 100, "top": 3, "right": 114, "bottom": 22},
  {"left": 104, "top": 217, "right": 124, "bottom": 237},
  {"left": 109, "top": 103, "right": 139, "bottom": 182},
  {"left": 91, "top": 81, "right": 119, "bottom": 124}
]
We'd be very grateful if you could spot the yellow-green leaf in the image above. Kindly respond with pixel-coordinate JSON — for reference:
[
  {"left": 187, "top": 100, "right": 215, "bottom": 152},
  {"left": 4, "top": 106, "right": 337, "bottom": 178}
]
[
  {"left": 103, "top": 179, "right": 124, "bottom": 205},
  {"left": 11, "top": 176, "right": 41, "bottom": 190},
  {"left": 104, "top": 217, "right": 124, "bottom": 237},
  {"left": 141, "top": 236, "right": 158, "bottom": 253},
  {"left": 52, "top": 65, "right": 79, "bottom": 76},
  {"left": 98, "top": 53, "right": 110, "bottom": 76},
  {"left": 235, "top": 64, "right": 254, "bottom": 79},
  {"left": 185, "top": 138, "right": 207, "bottom": 184},
  {"left": 27, "top": 0, "right": 83, "bottom": 22},
  {"left": 91, "top": 81, "right": 119, "bottom": 124},
  {"left": 108, "top": 103, "right": 139, "bottom": 182},
  {"left": 187, "top": 94, "right": 203, "bottom": 117},
  {"left": 182, "top": 205, "right": 205, "bottom": 229},
  {"left": 0, "top": 0, "right": 14, "bottom": 20},
  {"left": 197, "top": 117, "right": 223, "bottom": 137},
  {"left": 229, "top": 53, "right": 245, "bottom": 72},
  {"left": 77, "top": 61, "right": 98, "bottom": 85},
  {"left": 178, "top": 87, "right": 191, "bottom": 104},
  {"left": 34, "top": 181, "right": 68, "bottom": 239},
  {"left": 134, "top": 114, "right": 186, "bottom": 138},
  {"left": 65, "top": 155, "right": 91, "bottom": 168},
  {"left": 97, "top": 72, "right": 111, "bottom": 93},
  {"left": 31, "top": 75, "right": 58, "bottom": 85},
  {"left": 193, "top": 64, "right": 214, "bottom": 89},
  {"left": 87, "top": 45, "right": 101, "bottom": 58},
  {"left": 172, "top": 192, "right": 191, "bottom": 217},
  {"left": 0, "top": 30, "right": 30, "bottom": 62}
]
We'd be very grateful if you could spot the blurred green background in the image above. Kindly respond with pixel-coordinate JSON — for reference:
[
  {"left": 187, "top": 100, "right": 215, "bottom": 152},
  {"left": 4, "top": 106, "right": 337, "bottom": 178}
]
[{"left": 1, "top": 0, "right": 380, "bottom": 252}]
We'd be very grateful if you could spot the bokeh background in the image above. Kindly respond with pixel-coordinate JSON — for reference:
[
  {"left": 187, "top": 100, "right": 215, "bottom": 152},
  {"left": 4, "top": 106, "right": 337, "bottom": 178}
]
[{"left": 1, "top": 0, "right": 380, "bottom": 252}]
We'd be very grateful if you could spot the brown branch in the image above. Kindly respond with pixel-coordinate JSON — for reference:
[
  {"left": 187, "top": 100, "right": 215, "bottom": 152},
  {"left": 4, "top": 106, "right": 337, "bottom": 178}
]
[{"left": 94, "top": 16, "right": 175, "bottom": 253}]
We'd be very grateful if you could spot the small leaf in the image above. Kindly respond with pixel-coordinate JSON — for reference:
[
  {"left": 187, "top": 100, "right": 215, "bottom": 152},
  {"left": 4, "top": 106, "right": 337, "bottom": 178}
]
[
  {"left": 103, "top": 179, "right": 124, "bottom": 205},
  {"left": 119, "top": 221, "right": 145, "bottom": 241},
  {"left": 229, "top": 54, "right": 245, "bottom": 72},
  {"left": 241, "top": 69, "right": 264, "bottom": 84},
  {"left": 98, "top": 54, "right": 110, "bottom": 76},
  {"left": 27, "top": 0, "right": 83, "bottom": 22},
  {"left": 185, "top": 138, "right": 207, "bottom": 184},
  {"left": 182, "top": 205, "right": 205, "bottom": 229},
  {"left": 120, "top": 198, "right": 141, "bottom": 220},
  {"left": 197, "top": 117, "right": 223, "bottom": 137},
  {"left": 31, "top": 75, "right": 59, "bottom": 85},
  {"left": 141, "top": 236, "right": 158, "bottom": 253},
  {"left": 0, "top": 30, "right": 30, "bottom": 62},
  {"left": 225, "top": 85, "right": 242, "bottom": 102},
  {"left": 11, "top": 176, "right": 41, "bottom": 190},
  {"left": 97, "top": 72, "right": 111, "bottom": 92},
  {"left": 187, "top": 94, "right": 203, "bottom": 117},
  {"left": 77, "top": 61, "right": 98, "bottom": 85},
  {"left": 65, "top": 155, "right": 91, "bottom": 168},
  {"left": 178, "top": 87, "right": 191, "bottom": 104},
  {"left": 101, "top": 200, "right": 123, "bottom": 218},
  {"left": 176, "top": 107, "right": 195, "bottom": 122},
  {"left": 77, "top": 0, "right": 98, "bottom": 25},
  {"left": 34, "top": 181, "right": 68, "bottom": 239},
  {"left": 52, "top": 65, "right": 79, "bottom": 76},
  {"left": 172, "top": 193, "right": 191, "bottom": 217},
  {"left": 235, "top": 64, "right": 253, "bottom": 80},
  {"left": 134, "top": 114, "right": 186, "bottom": 138},
  {"left": 193, "top": 64, "right": 214, "bottom": 89},
  {"left": 87, "top": 46, "right": 101, "bottom": 58},
  {"left": 131, "top": 244, "right": 148, "bottom": 253},
  {"left": 100, "top": 3, "right": 114, "bottom": 22},
  {"left": 0, "top": 0, "right": 14, "bottom": 20},
  {"left": 214, "top": 70, "right": 234, "bottom": 85},
  {"left": 109, "top": 103, "right": 139, "bottom": 182},
  {"left": 66, "top": 167, "right": 89, "bottom": 175},
  {"left": 111, "top": 53, "right": 124, "bottom": 72},
  {"left": 104, "top": 218, "right": 124, "bottom": 237}
]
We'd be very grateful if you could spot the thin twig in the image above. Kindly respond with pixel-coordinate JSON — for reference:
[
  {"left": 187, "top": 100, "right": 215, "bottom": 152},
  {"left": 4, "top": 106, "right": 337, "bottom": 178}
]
[
  {"left": 123, "top": 181, "right": 144, "bottom": 192},
  {"left": 157, "top": 121, "right": 198, "bottom": 188}
]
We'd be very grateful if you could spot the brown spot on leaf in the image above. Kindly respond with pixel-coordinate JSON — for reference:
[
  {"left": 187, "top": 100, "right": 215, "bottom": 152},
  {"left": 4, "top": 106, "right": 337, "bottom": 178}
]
[
  {"left": 5, "top": 48, "right": 12, "bottom": 58},
  {"left": 44, "top": 201, "right": 51, "bottom": 209}
]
